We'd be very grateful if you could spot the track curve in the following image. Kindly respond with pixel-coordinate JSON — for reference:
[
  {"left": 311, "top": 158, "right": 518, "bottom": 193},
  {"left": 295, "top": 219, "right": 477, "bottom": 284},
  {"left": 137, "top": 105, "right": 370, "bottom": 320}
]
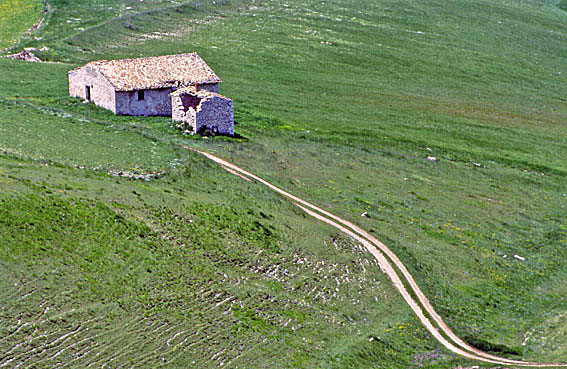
[{"left": 189, "top": 147, "right": 567, "bottom": 368}]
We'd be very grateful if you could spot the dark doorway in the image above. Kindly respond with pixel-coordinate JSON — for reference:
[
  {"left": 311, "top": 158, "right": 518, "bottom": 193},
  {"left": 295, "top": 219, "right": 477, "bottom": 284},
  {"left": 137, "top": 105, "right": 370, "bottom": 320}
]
[
  {"left": 85, "top": 85, "right": 91, "bottom": 101},
  {"left": 137, "top": 90, "right": 145, "bottom": 100}
]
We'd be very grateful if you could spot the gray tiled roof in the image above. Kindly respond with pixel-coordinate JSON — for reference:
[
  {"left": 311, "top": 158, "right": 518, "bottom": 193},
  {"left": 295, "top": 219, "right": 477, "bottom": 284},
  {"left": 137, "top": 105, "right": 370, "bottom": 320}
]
[{"left": 74, "top": 53, "right": 221, "bottom": 91}]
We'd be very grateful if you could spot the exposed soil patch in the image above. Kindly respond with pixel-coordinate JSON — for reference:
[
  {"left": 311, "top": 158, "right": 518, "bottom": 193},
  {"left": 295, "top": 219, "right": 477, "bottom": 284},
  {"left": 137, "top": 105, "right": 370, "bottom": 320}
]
[
  {"left": 29, "top": 2, "right": 50, "bottom": 32},
  {"left": 16, "top": 1, "right": 51, "bottom": 47}
]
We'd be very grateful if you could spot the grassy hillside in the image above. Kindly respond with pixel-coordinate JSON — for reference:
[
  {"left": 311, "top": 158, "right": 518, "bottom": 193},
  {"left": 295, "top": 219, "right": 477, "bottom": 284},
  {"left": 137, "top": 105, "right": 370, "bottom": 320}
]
[
  {"left": 0, "top": 0, "right": 43, "bottom": 49},
  {"left": 2, "top": 154, "right": 432, "bottom": 368},
  {"left": 1, "top": 0, "right": 566, "bottom": 367}
]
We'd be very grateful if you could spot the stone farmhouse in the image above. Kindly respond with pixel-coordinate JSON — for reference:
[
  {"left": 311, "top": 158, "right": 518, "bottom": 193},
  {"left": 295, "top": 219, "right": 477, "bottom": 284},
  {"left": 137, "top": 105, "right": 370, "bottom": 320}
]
[{"left": 68, "top": 53, "right": 234, "bottom": 135}]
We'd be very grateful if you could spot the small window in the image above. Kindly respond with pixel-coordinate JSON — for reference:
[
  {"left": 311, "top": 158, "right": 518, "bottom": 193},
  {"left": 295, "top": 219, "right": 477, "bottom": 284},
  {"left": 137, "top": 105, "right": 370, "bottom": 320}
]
[
  {"left": 85, "top": 86, "right": 91, "bottom": 101},
  {"left": 137, "top": 90, "right": 145, "bottom": 100}
]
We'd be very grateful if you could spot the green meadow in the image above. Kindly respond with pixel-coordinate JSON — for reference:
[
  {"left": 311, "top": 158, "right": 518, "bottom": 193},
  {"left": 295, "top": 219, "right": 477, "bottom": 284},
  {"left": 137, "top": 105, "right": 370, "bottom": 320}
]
[
  {"left": 0, "top": 0, "right": 43, "bottom": 49},
  {"left": 0, "top": 0, "right": 566, "bottom": 367}
]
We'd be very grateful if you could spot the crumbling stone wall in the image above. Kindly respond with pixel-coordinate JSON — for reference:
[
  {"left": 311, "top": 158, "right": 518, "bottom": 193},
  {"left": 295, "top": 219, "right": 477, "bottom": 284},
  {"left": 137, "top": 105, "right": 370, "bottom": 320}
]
[
  {"left": 172, "top": 94, "right": 193, "bottom": 132},
  {"left": 114, "top": 83, "right": 218, "bottom": 116},
  {"left": 68, "top": 66, "right": 116, "bottom": 112},
  {"left": 194, "top": 95, "right": 234, "bottom": 135},
  {"left": 171, "top": 88, "right": 233, "bottom": 136}
]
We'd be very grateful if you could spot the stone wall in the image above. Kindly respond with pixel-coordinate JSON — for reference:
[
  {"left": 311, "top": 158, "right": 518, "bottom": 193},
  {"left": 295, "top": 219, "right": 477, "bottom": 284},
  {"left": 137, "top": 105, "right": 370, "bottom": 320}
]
[
  {"left": 68, "top": 66, "right": 116, "bottom": 113},
  {"left": 171, "top": 88, "right": 233, "bottom": 136},
  {"left": 69, "top": 67, "right": 221, "bottom": 117},
  {"left": 115, "top": 83, "right": 218, "bottom": 116},
  {"left": 115, "top": 88, "right": 173, "bottom": 116},
  {"left": 199, "top": 83, "right": 219, "bottom": 93},
  {"left": 171, "top": 94, "right": 193, "bottom": 132},
  {"left": 194, "top": 95, "right": 234, "bottom": 135}
]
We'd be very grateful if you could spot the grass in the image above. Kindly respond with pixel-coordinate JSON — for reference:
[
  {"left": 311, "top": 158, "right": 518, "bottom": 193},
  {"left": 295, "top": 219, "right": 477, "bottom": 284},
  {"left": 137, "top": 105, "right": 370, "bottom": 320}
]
[
  {"left": 0, "top": 0, "right": 566, "bottom": 367},
  {"left": 0, "top": 98, "right": 180, "bottom": 170},
  {"left": 0, "top": 154, "right": 455, "bottom": 368},
  {"left": 0, "top": 0, "right": 43, "bottom": 49}
]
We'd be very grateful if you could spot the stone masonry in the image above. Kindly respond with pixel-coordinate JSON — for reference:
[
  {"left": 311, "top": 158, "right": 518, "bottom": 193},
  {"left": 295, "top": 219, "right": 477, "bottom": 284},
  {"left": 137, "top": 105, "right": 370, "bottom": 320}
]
[
  {"left": 68, "top": 53, "right": 222, "bottom": 116},
  {"left": 68, "top": 64, "right": 117, "bottom": 112},
  {"left": 171, "top": 86, "right": 234, "bottom": 136},
  {"left": 115, "top": 88, "right": 173, "bottom": 116}
]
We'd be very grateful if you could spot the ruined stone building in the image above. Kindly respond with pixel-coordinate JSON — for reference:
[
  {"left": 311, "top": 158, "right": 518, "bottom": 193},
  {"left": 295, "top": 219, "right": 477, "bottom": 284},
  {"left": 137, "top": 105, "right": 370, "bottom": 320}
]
[
  {"left": 171, "top": 86, "right": 234, "bottom": 136},
  {"left": 68, "top": 53, "right": 234, "bottom": 135}
]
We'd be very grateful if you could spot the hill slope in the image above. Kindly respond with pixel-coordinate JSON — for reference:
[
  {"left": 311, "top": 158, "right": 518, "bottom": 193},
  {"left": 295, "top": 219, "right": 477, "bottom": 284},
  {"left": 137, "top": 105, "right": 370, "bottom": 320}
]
[{"left": 0, "top": 0, "right": 566, "bottom": 367}]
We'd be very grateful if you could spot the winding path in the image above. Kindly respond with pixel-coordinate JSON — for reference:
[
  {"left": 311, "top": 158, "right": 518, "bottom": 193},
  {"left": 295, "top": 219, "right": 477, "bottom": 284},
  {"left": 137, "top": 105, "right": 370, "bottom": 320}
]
[{"left": 188, "top": 147, "right": 567, "bottom": 368}]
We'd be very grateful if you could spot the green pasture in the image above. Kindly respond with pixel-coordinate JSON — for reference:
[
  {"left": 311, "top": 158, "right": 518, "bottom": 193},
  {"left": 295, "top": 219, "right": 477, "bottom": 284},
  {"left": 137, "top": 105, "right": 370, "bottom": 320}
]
[
  {"left": 0, "top": 0, "right": 566, "bottom": 367},
  {"left": 0, "top": 0, "right": 43, "bottom": 49},
  {"left": 0, "top": 154, "right": 460, "bottom": 368}
]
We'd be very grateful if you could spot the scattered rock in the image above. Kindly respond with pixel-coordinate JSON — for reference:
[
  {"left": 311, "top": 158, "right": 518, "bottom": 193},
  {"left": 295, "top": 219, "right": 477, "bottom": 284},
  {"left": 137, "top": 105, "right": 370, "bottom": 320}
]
[
  {"left": 24, "top": 46, "right": 49, "bottom": 52},
  {"left": 514, "top": 254, "right": 525, "bottom": 261},
  {"left": 361, "top": 212, "right": 369, "bottom": 217},
  {"left": 426, "top": 156, "right": 437, "bottom": 162},
  {"left": 6, "top": 51, "right": 42, "bottom": 62},
  {"left": 108, "top": 170, "right": 165, "bottom": 181}
]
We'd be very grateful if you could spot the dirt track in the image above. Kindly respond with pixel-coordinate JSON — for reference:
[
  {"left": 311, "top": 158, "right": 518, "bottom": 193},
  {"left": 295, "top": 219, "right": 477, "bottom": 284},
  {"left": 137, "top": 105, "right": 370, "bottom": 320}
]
[{"left": 189, "top": 147, "right": 567, "bottom": 368}]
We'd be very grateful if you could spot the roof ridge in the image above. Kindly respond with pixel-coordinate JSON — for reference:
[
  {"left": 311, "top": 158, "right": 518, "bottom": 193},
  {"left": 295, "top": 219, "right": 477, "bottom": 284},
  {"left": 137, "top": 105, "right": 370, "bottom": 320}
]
[
  {"left": 89, "top": 52, "right": 199, "bottom": 66},
  {"left": 70, "top": 53, "right": 221, "bottom": 91}
]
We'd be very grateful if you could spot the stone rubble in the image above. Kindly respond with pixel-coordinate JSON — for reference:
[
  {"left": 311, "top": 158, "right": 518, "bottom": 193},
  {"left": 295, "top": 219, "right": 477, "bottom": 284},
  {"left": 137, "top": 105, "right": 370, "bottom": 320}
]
[{"left": 6, "top": 51, "right": 42, "bottom": 62}]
